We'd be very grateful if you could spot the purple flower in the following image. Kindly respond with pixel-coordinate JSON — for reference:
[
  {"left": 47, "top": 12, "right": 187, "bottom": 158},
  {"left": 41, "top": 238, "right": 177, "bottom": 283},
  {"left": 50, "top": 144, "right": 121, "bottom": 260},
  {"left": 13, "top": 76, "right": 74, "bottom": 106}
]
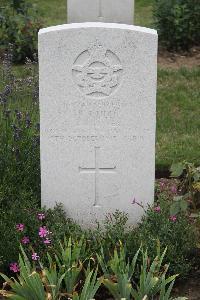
[
  {"left": 32, "top": 253, "right": 40, "bottom": 261},
  {"left": 43, "top": 238, "right": 51, "bottom": 245},
  {"left": 25, "top": 113, "right": 31, "bottom": 128},
  {"left": 169, "top": 215, "right": 177, "bottom": 222},
  {"left": 39, "top": 226, "right": 49, "bottom": 238},
  {"left": 37, "top": 213, "right": 45, "bottom": 220},
  {"left": 21, "top": 236, "right": 30, "bottom": 244},
  {"left": 9, "top": 262, "right": 20, "bottom": 273},
  {"left": 15, "top": 110, "right": 22, "bottom": 120},
  {"left": 154, "top": 206, "right": 161, "bottom": 213},
  {"left": 16, "top": 224, "right": 24, "bottom": 232}
]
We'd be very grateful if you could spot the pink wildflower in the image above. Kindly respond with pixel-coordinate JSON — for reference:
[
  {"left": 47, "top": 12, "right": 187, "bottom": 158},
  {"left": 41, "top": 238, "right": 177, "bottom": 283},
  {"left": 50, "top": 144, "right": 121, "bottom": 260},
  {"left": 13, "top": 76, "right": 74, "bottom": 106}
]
[
  {"left": 16, "top": 224, "right": 24, "bottom": 232},
  {"left": 9, "top": 262, "right": 20, "bottom": 273},
  {"left": 39, "top": 226, "right": 49, "bottom": 238},
  {"left": 169, "top": 215, "right": 177, "bottom": 222},
  {"left": 32, "top": 253, "right": 40, "bottom": 261},
  {"left": 21, "top": 236, "right": 30, "bottom": 244},
  {"left": 37, "top": 213, "right": 45, "bottom": 220},
  {"left": 154, "top": 206, "right": 161, "bottom": 213},
  {"left": 171, "top": 185, "right": 177, "bottom": 194},
  {"left": 160, "top": 182, "right": 165, "bottom": 188},
  {"left": 43, "top": 238, "right": 51, "bottom": 245}
]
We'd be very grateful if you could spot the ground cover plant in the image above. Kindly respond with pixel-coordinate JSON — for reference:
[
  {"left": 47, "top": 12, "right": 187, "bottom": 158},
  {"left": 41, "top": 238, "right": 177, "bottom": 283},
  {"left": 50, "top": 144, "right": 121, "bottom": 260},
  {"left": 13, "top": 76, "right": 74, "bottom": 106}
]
[
  {"left": 0, "top": 187, "right": 198, "bottom": 280},
  {"left": 170, "top": 162, "right": 200, "bottom": 213},
  {"left": 0, "top": 237, "right": 187, "bottom": 299}
]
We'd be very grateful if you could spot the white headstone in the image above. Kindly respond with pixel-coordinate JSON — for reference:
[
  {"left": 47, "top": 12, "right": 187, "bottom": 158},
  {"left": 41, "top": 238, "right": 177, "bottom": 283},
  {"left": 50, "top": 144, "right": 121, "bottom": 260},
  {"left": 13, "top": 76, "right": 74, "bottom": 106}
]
[
  {"left": 67, "top": 0, "right": 134, "bottom": 24},
  {"left": 39, "top": 23, "right": 157, "bottom": 227}
]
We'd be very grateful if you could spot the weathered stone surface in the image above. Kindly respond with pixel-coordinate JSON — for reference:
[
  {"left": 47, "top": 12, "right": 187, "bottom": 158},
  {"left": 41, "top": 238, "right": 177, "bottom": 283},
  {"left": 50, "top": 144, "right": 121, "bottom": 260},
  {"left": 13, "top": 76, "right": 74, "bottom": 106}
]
[
  {"left": 67, "top": 0, "right": 134, "bottom": 24},
  {"left": 39, "top": 23, "right": 158, "bottom": 227}
]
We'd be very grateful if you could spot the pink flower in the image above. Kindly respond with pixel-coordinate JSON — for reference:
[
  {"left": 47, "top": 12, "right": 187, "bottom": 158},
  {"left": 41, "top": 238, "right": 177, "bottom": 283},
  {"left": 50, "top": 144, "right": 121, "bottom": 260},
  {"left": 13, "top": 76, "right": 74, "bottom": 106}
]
[
  {"left": 169, "top": 215, "right": 177, "bottom": 222},
  {"left": 43, "top": 238, "right": 51, "bottom": 245},
  {"left": 21, "top": 236, "right": 30, "bottom": 244},
  {"left": 37, "top": 213, "right": 45, "bottom": 220},
  {"left": 171, "top": 185, "right": 177, "bottom": 194},
  {"left": 39, "top": 226, "right": 49, "bottom": 238},
  {"left": 160, "top": 182, "right": 165, "bottom": 188},
  {"left": 154, "top": 206, "right": 161, "bottom": 213},
  {"left": 9, "top": 262, "right": 20, "bottom": 273},
  {"left": 32, "top": 253, "right": 40, "bottom": 261},
  {"left": 16, "top": 224, "right": 24, "bottom": 232}
]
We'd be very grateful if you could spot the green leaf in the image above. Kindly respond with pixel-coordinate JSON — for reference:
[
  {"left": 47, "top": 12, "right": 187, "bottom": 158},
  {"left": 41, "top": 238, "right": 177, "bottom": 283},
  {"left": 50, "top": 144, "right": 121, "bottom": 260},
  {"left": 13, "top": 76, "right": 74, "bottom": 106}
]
[
  {"left": 172, "top": 298, "right": 188, "bottom": 300},
  {"left": 173, "top": 196, "right": 184, "bottom": 202},
  {"left": 170, "top": 202, "right": 180, "bottom": 216},
  {"left": 170, "top": 163, "right": 184, "bottom": 177},
  {"left": 180, "top": 199, "right": 188, "bottom": 212},
  {"left": 103, "top": 279, "right": 121, "bottom": 300}
]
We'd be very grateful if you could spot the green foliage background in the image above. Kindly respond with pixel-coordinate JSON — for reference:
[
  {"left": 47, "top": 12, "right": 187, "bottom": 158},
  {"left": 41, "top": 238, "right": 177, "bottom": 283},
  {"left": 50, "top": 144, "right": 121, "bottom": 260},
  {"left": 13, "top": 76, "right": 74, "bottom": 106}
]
[{"left": 153, "top": 0, "right": 200, "bottom": 50}]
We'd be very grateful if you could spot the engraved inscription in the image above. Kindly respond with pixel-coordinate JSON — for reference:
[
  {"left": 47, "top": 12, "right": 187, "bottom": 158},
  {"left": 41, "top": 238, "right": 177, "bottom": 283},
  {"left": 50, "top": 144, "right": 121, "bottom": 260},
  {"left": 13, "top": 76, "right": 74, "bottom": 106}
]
[
  {"left": 49, "top": 134, "right": 144, "bottom": 143},
  {"left": 70, "top": 97, "right": 121, "bottom": 126},
  {"left": 79, "top": 147, "right": 116, "bottom": 207},
  {"left": 72, "top": 40, "right": 123, "bottom": 98}
]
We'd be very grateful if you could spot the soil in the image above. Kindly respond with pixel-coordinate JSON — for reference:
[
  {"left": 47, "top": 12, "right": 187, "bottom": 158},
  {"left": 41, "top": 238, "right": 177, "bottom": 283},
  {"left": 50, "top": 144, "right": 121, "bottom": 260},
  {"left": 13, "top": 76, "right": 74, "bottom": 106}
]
[
  {"left": 158, "top": 46, "right": 200, "bottom": 69},
  {"left": 173, "top": 273, "right": 200, "bottom": 300}
]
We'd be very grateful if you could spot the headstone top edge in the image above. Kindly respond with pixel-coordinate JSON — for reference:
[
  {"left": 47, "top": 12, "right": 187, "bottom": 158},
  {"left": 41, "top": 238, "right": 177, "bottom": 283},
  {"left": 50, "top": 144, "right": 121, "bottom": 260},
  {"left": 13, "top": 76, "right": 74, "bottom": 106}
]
[{"left": 38, "top": 22, "right": 157, "bottom": 36}]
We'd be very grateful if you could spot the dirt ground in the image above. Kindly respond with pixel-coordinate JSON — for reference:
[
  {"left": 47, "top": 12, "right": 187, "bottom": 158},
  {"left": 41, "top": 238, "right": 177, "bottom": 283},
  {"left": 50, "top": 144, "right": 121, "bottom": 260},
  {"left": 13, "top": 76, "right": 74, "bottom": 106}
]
[
  {"left": 158, "top": 47, "right": 200, "bottom": 69},
  {"left": 173, "top": 273, "right": 200, "bottom": 300}
]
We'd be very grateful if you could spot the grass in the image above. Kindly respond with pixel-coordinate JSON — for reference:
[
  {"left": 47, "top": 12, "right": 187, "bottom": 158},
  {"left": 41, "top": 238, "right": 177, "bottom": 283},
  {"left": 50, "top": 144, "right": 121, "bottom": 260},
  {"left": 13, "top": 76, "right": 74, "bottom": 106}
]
[
  {"left": 156, "top": 67, "right": 200, "bottom": 169},
  {"left": 135, "top": 0, "right": 154, "bottom": 28},
  {"left": 33, "top": 0, "right": 67, "bottom": 27}
]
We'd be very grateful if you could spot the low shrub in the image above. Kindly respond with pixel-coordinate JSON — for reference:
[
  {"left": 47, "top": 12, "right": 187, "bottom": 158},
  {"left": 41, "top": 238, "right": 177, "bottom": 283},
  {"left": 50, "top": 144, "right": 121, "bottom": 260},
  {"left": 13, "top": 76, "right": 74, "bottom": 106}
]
[
  {"left": 170, "top": 161, "right": 200, "bottom": 212},
  {"left": 0, "top": 0, "right": 42, "bottom": 62},
  {"left": 0, "top": 240, "right": 185, "bottom": 299},
  {"left": 0, "top": 199, "right": 197, "bottom": 279},
  {"left": 153, "top": 0, "right": 200, "bottom": 51},
  {"left": 128, "top": 186, "right": 197, "bottom": 277},
  {"left": 0, "top": 204, "right": 82, "bottom": 275}
]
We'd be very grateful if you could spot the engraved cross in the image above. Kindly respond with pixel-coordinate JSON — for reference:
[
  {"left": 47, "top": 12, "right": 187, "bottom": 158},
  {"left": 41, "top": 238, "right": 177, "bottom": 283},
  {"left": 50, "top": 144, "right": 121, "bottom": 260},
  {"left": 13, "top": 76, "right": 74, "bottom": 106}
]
[
  {"left": 98, "top": 0, "right": 103, "bottom": 19},
  {"left": 79, "top": 147, "right": 116, "bottom": 207}
]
